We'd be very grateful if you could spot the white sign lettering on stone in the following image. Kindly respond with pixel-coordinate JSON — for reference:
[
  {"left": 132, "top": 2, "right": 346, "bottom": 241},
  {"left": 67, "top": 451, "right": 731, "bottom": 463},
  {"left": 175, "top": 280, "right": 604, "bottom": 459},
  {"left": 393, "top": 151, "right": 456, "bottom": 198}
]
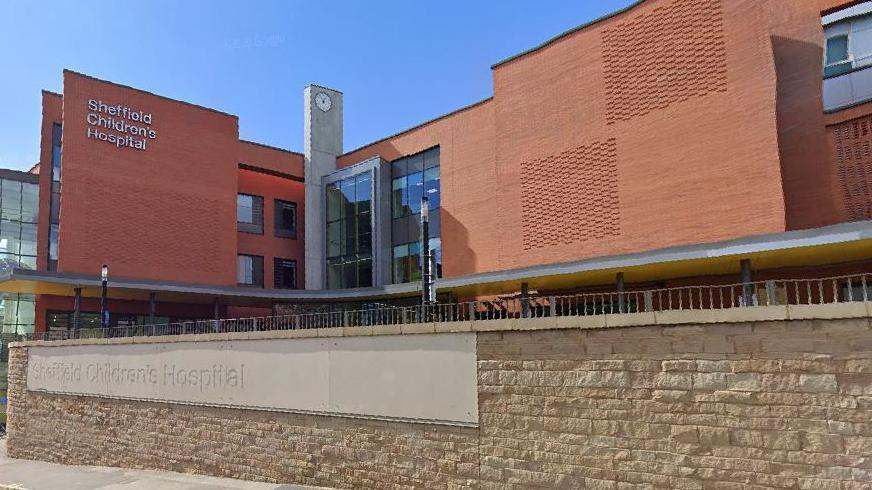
[{"left": 27, "top": 334, "right": 478, "bottom": 425}]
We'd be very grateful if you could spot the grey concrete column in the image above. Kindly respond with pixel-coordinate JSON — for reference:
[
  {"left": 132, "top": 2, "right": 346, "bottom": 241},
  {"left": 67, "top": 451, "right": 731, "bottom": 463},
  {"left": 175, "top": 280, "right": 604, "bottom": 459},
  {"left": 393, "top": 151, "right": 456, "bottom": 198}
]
[{"left": 303, "top": 85, "right": 343, "bottom": 290}]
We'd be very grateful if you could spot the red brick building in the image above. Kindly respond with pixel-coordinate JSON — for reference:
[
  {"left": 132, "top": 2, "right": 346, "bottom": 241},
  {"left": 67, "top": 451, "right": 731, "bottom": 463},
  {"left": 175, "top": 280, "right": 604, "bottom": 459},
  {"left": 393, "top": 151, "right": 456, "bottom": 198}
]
[{"left": 3, "top": 0, "right": 871, "bottom": 333}]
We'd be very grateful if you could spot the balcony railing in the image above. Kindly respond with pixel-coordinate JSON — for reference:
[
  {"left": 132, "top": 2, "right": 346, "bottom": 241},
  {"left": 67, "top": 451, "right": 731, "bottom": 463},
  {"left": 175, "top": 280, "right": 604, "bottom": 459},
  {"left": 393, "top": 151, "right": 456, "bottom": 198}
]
[{"left": 5, "top": 273, "right": 871, "bottom": 343}]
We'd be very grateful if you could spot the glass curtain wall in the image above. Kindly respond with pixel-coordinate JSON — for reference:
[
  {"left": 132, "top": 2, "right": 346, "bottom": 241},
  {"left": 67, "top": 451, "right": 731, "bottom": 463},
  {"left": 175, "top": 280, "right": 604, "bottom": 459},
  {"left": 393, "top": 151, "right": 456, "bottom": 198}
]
[
  {"left": 326, "top": 172, "right": 373, "bottom": 289},
  {"left": 391, "top": 147, "right": 441, "bottom": 284}
]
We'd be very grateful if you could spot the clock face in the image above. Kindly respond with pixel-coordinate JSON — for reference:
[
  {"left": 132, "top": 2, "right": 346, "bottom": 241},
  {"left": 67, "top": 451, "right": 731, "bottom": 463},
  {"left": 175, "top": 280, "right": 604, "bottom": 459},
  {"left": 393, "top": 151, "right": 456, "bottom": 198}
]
[{"left": 315, "top": 92, "right": 332, "bottom": 112}]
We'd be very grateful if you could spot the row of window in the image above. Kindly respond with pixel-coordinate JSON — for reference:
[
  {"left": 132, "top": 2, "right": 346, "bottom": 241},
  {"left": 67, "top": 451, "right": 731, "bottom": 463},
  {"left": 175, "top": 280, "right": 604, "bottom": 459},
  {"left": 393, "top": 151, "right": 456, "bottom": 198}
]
[
  {"left": 0, "top": 179, "right": 39, "bottom": 271},
  {"left": 391, "top": 148, "right": 441, "bottom": 285},
  {"left": 237, "top": 194, "right": 297, "bottom": 238},
  {"left": 326, "top": 172, "right": 373, "bottom": 289},
  {"left": 237, "top": 255, "right": 297, "bottom": 289},
  {"left": 825, "top": 12, "right": 872, "bottom": 77}
]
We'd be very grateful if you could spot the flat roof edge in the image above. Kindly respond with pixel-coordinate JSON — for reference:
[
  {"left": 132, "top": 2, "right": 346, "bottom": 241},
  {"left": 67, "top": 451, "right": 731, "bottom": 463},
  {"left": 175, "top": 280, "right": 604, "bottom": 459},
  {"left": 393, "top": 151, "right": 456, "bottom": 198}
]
[
  {"left": 491, "top": 0, "right": 646, "bottom": 70},
  {"left": 63, "top": 69, "right": 239, "bottom": 119},
  {"left": 340, "top": 97, "right": 493, "bottom": 158}
]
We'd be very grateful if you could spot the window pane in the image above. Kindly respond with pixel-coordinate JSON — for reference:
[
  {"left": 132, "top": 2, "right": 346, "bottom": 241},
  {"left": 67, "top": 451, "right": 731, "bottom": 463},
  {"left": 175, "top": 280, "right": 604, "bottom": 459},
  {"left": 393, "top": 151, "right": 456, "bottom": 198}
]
[
  {"left": 408, "top": 241, "right": 422, "bottom": 282},
  {"left": 827, "top": 35, "right": 849, "bottom": 64},
  {"left": 424, "top": 147, "right": 440, "bottom": 168},
  {"left": 392, "top": 177, "right": 407, "bottom": 218},
  {"left": 393, "top": 244, "right": 408, "bottom": 283},
  {"left": 275, "top": 200, "right": 296, "bottom": 237},
  {"left": 391, "top": 157, "right": 408, "bottom": 178},
  {"left": 21, "top": 183, "right": 38, "bottom": 223},
  {"left": 424, "top": 167, "right": 440, "bottom": 210},
  {"left": 327, "top": 259, "right": 343, "bottom": 289},
  {"left": 356, "top": 173, "right": 371, "bottom": 214},
  {"left": 236, "top": 255, "right": 252, "bottom": 284},
  {"left": 237, "top": 194, "right": 253, "bottom": 223},
  {"left": 852, "top": 29, "right": 872, "bottom": 64},
  {"left": 341, "top": 178, "right": 356, "bottom": 219},
  {"left": 326, "top": 184, "right": 342, "bottom": 222},
  {"left": 343, "top": 261, "right": 357, "bottom": 289},
  {"left": 358, "top": 258, "right": 372, "bottom": 288},
  {"left": 429, "top": 238, "right": 442, "bottom": 278},
  {"left": 20, "top": 222, "right": 36, "bottom": 257},
  {"left": 327, "top": 220, "right": 342, "bottom": 258},
  {"left": 1, "top": 180, "right": 22, "bottom": 222},
  {"left": 407, "top": 172, "right": 424, "bottom": 215},
  {"left": 49, "top": 224, "right": 59, "bottom": 260},
  {"left": 0, "top": 219, "right": 21, "bottom": 256}
]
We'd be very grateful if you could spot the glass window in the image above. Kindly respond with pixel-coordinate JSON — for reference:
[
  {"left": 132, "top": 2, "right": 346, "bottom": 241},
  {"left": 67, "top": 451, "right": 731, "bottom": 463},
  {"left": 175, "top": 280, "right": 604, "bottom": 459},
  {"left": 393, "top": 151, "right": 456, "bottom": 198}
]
[
  {"left": 19, "top": 223, "right": 36, "bottom": 258},
  {"left": 0, "top": 219, "right": 21, "bottom": 256},
  {"left": 324, "top": 171, "right": 375, "bottom": 289},
  {"left": 392, "top": 244, "right": 408, "bottom": 284},
  {"left": 21, "top": 183, "right": 38, "bottom": 223},
  {"left": 392, "top": 176, "right": 408, "bottom": 218},
  {"left": 51, "top": 123, "right": 62, "bottom": 183},
  {"left": 237, "top": 194, "right": 263, "bottom": 234},
  {"left": 273, "top": 258, "right": 297, "bottom": 289},
  {"left": 237, "top": 194, "right": 254, "bottom": 223},
  {"left": 274, "top": 199, "right": 297, "bottom": 238},
  {"left": 49, "top": 224, "right": 59, "bottom": 261},
  {"left": 236, "top": 254, "right": 264, "bottom": 287},
  {"left": 390, "top": 147, "right": 441, "bottom": 284},
  {"left": 407, "top": 172, "right": 424, "bottom": 215},
  {"left": 827, "top": 35, "right": 850, "bottom": 64},
  {"left": 1, "top": 180, "right": 22, "bottom": 222}
]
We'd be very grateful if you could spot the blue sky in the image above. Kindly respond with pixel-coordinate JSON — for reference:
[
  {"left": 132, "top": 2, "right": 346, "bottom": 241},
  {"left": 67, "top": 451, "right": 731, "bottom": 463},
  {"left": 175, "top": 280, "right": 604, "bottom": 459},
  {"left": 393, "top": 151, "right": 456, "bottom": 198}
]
[{"left": 0, "top": 0, "right": 634, "bottom": 171}]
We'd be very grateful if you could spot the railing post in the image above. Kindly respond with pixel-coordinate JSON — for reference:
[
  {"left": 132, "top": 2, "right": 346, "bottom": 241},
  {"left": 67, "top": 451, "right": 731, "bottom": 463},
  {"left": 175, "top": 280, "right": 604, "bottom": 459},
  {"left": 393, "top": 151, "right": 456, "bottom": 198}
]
[
  {"left": 549, "top": 297, "right": 556, "bottom": 317},
  {"left": 765, "top": 280, "right": 778, "bottom": 306},
  {"left": 468, "top": 302, "right": 476, "bottom": 322}
]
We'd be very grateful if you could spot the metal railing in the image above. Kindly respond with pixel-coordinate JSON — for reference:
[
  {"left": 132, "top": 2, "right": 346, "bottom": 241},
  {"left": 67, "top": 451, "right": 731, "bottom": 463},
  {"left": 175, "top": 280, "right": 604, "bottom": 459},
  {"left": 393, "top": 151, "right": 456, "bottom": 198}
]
[{"left": 12, "top": 273, "right": 871, "bottom": 342}]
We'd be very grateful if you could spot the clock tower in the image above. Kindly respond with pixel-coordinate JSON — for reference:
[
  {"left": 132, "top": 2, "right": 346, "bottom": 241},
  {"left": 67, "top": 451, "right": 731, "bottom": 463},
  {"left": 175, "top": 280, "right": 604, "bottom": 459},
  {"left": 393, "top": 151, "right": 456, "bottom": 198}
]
[{"left": 303, "top": 84, "right": 343, "bottom": 290}]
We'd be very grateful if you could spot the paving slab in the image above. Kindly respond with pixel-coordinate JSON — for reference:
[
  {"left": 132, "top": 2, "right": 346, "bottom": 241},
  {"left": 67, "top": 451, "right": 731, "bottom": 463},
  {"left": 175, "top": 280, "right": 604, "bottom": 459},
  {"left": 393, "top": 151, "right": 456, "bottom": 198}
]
[{"left": 0, "top": 438, "right": 327, "bottom": 490}]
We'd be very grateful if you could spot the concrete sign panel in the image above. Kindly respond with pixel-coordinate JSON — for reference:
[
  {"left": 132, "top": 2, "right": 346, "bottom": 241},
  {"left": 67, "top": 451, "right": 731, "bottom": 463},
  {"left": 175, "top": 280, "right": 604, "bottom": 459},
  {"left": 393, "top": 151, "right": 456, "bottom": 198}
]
[{"left": 26, "top": 333, "right": 478, "bottom": 425}]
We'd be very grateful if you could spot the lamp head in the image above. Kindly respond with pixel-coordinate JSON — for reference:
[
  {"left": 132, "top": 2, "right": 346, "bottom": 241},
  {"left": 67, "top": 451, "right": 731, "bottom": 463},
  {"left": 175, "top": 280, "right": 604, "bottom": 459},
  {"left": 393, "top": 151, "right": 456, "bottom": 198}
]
[{"left": 101, "top": 264, "right": 108, "bottom": 281}]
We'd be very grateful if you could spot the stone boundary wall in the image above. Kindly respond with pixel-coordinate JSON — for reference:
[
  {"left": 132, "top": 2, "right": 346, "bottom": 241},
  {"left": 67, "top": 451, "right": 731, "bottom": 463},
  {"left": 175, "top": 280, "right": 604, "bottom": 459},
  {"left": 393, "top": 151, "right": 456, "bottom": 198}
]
[{"left": 7, "top": 304, "right": 872, "bottom": 489}]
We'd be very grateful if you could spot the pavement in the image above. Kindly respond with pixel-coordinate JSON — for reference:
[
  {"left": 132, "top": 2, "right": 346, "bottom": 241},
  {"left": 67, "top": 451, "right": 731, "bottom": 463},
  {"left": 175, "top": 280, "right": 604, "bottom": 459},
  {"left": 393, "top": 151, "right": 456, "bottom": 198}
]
[{"left": 0, "top": 437, "right": 326, "bottom": 490}]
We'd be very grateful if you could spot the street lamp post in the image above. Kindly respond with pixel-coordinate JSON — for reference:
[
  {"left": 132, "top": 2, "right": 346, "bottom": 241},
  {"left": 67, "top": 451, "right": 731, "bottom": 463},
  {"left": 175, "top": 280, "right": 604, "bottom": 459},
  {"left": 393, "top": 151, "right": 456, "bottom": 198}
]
[
  {"left": 420, "top": 197, "right": 435, "bottom": 320},
  {"left": 100, "top": 264, "right": 109, "bottom": 336}
]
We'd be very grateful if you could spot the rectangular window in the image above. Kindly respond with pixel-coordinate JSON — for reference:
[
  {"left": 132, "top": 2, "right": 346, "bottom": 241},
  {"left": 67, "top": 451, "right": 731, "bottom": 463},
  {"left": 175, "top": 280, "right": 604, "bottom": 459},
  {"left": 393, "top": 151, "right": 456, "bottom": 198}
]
[
  {"left": 236, "top": 254, "right": 264, "bottom": 287},
  {"left": 47, "top": 123, "right": 62, "bottom": 271},
  {"left": 324, "top": 171, "right": 374, "bottom": 289},
  {"left": 825, "top": 34, "right": 853, "bottom": 77},
  {"left": 273, "top": 258, "right": 297, "bottom": 289},
  {"left": 237, "top": 194, "right": 263, "bottom": 234},
  {"left": 391, "top": 147, "right": 441, "bottom": 284},
  {"left": 274, "top": 199, "right": 297, "bottom": 238}
]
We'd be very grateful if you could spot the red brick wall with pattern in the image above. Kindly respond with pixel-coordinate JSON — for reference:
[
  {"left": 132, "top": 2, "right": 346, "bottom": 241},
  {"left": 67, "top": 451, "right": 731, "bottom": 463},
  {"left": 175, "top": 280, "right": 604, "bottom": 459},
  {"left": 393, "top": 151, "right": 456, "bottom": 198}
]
[
  {"left": 341, "top": 0, "right": 797, "bottom": 279},
  {"left": 829, "top": 113, "right": 872, "bottom": 221},
  {"left": 55, "top": 70, "right": 239, "bottom": 285}
]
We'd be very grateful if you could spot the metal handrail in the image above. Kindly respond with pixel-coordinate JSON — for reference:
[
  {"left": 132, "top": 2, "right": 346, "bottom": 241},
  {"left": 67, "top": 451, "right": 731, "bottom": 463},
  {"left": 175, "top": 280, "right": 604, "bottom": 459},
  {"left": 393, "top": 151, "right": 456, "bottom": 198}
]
[{"left": 13, "top": 273, "right": 871, "bottom": 342}]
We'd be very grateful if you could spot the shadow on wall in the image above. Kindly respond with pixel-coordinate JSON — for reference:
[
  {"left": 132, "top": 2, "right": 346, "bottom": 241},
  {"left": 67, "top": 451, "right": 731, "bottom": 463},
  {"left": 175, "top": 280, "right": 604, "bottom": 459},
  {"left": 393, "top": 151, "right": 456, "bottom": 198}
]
[
  {"left": 771, "top": 35, "right": 844, "bottom": 229},
  {"left": 440, "top": 208, "right": 475, "bottom": 279}
]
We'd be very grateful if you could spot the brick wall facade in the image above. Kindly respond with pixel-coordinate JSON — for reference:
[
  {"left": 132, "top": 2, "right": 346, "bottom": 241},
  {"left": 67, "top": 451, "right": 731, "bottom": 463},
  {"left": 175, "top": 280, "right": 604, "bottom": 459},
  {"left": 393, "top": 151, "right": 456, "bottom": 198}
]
[{"left": 8, "top": 315, "right": 872, "bottom": 488}]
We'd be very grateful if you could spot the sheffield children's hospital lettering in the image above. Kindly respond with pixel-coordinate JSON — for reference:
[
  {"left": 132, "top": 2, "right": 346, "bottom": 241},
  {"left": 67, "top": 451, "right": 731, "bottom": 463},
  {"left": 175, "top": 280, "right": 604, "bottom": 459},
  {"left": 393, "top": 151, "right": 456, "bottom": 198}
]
[
  {"left": 86, "top": 99, "right": 157, "bottom": 151},
  {"left": 29, "top": 360, "right": 245, "bottom": 393}
]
